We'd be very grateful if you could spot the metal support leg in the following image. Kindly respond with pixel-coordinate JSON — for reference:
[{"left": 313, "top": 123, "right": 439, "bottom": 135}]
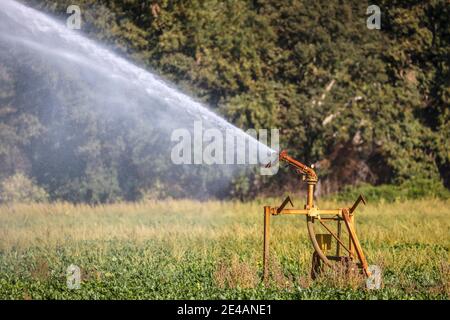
[
  {"left": 336, "top": 219, "right": 341, "bottom": 257},
  {"left": 348, "top": 214, "right": 354, "bottom": 258},
  {"left": 342, "top": 209, "right": 370, "bottom": 276}
]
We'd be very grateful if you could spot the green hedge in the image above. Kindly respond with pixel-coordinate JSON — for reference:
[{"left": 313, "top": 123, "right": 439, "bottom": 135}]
[{"left": 332, "top": 179, "right": 450, "bottom": 203}]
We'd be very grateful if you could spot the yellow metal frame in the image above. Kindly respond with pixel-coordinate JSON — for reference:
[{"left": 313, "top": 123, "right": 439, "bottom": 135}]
[{"left": 262, "top": 150, "right": 370, "bottom": 282}]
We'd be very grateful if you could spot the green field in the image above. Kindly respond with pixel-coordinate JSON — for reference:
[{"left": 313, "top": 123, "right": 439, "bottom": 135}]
[{"left": 0, "top": 198, "right": 448, "bottom": 299}]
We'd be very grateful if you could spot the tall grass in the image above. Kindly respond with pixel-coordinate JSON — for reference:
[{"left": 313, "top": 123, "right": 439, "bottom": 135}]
[{"left": 0, "top": 198, "right": 448, "bottom": 299}]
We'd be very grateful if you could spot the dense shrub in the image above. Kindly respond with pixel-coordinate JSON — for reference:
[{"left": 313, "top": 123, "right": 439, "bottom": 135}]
[
  {"left": 333, "top": 179, "right": 450, "bottom": 203},
  {"left": 0, "top": 173, "right": 49, "bottom": 203}
]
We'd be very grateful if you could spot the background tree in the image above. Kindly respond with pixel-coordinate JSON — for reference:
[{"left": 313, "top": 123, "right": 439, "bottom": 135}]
[{"left": 0, "top": 0, "right": 447, "bottom": 202}]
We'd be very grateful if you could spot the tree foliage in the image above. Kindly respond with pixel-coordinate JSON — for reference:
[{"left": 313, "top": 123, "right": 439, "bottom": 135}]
[
  {"left": 0, "top": 172, "right": 49, "bottom": 203},
  {"left": 0, "top": 0, "right": 448, "bottom": 202}
]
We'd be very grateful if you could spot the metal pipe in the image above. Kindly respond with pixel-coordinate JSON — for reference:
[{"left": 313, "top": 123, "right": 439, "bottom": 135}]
[
  {"left": 307, "top": 216, "right": 332, "bottom": 267},
  {"left": 342, "top": 209, "right": 370, "bottom": 276},
  {"left": 278, "top": 150, "right": 318, "bottom": 182},
  {"left": 336, "top": 219, "right": 342, "bottom": 257},
  {"left": 348, "top": 213, "right": 354, "bottom": 257},
  {"left": 307, "top": 183, "right": 314, "bottom": 208}
]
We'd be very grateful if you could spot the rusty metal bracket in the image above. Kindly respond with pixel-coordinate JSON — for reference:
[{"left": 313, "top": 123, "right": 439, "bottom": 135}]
[
  {"left": 350, "top": 194, "right": 367, "bottom": 213},
  {"left": 277, "top": 195, "right": 294, "bottom": 214}
]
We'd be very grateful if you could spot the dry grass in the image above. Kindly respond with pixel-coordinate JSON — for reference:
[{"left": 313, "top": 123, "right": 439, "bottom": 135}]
[
  {"left": 30, "top": 257, "right": 49, "bottom": 281},
  {"left": 1, "top": 198, "right": 448, "bottom": 250},
  {"left": 0, "top": 198, "right": 449, "bottom": 298},
  {"left": 439, "top": 261, "right": 450, "bottom": 295},
  {"left": 267, "top": 256, "right": 294, "bottom": 289},
  {"left": 214, "top": 256, "right": 259, "bottom": 289},
  {"left": 314, "top": 260, "right": 366, "bottom": 290}
]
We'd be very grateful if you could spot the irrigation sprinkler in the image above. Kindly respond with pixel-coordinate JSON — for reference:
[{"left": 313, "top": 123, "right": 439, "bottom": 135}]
[{"left": 263, "top": 150, "right": 370, "bottom": 282}]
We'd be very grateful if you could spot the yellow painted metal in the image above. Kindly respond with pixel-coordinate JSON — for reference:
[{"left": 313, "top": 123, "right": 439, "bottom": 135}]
[
  {"left": 316, "top": 234, "right": 332, "bottom": 252},
  {"left": 262, "top": 150, "right": 370, "bottom": 280},
  {"left": 348, "top": 213, "right": 354, "bottom": 257},
  {"left": 271, "top": 208, "right": 342, "bottom": 216},
  {"left": 319, "top": 219, "right": 352, "bottom": 255},
  {"left": 342, "top": 209, "right": 370, "bottom": 276},
  {"left": 336, "top": 220, "right": 342, "bottom": 256},
  {"left": 307, "top": 183, "right": 314, "bottom": 208}
]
